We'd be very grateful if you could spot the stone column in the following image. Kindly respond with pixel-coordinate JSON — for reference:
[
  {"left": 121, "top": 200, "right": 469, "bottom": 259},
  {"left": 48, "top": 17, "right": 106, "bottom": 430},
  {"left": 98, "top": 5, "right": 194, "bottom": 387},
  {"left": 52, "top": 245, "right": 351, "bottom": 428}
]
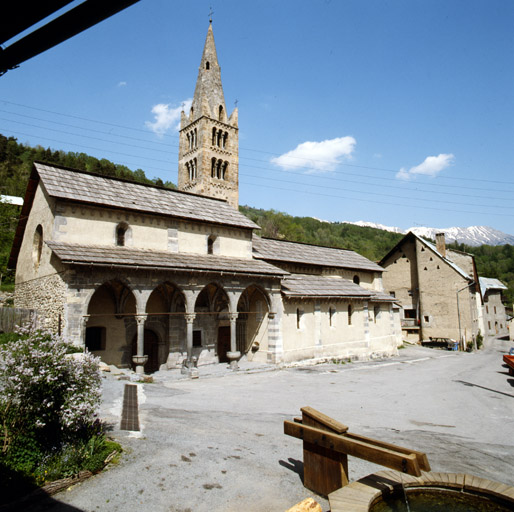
[
  {"left": 226, "top": 312, "right": 241, "bottom": 369},
  {"left": 185, "top": 313, "right": 196, "bottom": 363},
  {"left": 132, "top": 315, "right": 148, "bottom": 374},
  {"left": 81, "top": 316, "right": 89, "bottom": 352}
]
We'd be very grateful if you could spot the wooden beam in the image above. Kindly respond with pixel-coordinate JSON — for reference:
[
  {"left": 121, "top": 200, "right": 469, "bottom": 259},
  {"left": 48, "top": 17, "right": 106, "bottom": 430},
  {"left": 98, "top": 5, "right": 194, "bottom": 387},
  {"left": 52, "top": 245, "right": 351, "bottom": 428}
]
[
  {"left": 300, "top": 406, "right": 348, "bottom": 434},
  {"left": 342, "top": 432, "right": 430, "bottom": 472},
  {"left": 284, "top": 421, "right": 422, "bottom": 477}
]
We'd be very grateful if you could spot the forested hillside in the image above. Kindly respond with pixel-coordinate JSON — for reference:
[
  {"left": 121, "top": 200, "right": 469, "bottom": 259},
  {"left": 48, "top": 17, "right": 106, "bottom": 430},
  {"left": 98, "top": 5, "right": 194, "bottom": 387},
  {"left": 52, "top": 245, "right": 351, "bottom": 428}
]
[
  {"left": 448, "top": 242, "right": 514, "bottom": 306},
  {"left": 0, "top": 133, "right": 175, "bottom": 197},
  {"left": 239, "top": 205, "right": 404, "bottom": 262}
]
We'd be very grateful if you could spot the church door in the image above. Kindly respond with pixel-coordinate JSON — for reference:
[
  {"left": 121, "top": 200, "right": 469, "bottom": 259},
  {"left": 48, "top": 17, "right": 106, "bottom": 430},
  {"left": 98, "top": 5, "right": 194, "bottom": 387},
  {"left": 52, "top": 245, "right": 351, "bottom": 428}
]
[
  {"left": 132, "top": 329, "right": 160, "bottom": 373},
  {"left": 217, "top": 326, "right": 231, "bottom": 363}
]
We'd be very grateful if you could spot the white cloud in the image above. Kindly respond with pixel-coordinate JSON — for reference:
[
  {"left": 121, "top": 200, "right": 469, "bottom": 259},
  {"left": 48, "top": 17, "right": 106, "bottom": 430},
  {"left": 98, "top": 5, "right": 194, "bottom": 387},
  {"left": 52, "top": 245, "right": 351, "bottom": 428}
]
[
  {"left": 271, "top": 136, "right": 356, "bottom": 172},
  {"left": 145, "top": 98, "right": 192, "bottom": 136},
  {"left": 117, "top": 81, "right": 127, "bottom": 87},
  {"left": 396, "top": 153, "right": 455, "bottom": 180}
]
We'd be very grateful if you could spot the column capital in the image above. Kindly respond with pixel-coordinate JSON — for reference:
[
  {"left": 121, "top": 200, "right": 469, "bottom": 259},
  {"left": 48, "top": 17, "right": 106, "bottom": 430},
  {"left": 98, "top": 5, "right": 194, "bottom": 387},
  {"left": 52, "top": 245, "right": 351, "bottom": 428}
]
[
  {"left": 185, "top": 313, "right": 196, "bottom": 324},
  {"left": 229, "top": 312, "right": 238, "bottom": 322},
  {"left": 135, "top": 314, "right": 147, "bottom": 325},
  {"left": 81, "top": 316, "right": 89, "bottom": 326}
]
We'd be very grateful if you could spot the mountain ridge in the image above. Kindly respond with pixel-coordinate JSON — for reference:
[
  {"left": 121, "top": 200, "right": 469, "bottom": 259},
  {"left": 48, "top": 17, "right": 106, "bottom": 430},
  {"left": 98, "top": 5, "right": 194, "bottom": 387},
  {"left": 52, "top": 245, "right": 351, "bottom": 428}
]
[{"left": 346, "top": 221, "right": 514, "bottom": 247}]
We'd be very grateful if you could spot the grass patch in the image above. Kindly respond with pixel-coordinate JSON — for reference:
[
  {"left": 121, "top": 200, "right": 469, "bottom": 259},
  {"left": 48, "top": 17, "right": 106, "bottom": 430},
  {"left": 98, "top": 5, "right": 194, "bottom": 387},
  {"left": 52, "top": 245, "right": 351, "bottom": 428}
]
[{"left": 0, "top": 282, "right": 15, "bottom": 293}]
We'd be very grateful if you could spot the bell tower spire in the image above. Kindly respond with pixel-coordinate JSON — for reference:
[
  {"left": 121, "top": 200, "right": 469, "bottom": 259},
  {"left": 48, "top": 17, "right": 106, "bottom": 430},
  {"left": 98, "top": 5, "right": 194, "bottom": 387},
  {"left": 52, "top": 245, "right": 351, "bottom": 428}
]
[{"left": 178, "top": 23, "right": 239, "bottom": 208}]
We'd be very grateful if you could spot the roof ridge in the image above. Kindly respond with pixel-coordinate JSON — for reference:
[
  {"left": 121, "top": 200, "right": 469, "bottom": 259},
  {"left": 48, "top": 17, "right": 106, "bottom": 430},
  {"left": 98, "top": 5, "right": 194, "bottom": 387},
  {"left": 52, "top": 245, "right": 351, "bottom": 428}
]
[
  {"left": 259, "top": 236, "right": 354, "bottom": 253},
  {"left": 34, "top": 161, "right": 231, "bottom": 204}
]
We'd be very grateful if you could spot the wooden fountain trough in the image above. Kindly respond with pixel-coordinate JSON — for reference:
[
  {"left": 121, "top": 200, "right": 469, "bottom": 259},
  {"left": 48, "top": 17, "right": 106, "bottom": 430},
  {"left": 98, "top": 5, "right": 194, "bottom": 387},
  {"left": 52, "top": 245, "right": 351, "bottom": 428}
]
[{"left": 284, "top": 406, "right": 431, "bottom": 497}]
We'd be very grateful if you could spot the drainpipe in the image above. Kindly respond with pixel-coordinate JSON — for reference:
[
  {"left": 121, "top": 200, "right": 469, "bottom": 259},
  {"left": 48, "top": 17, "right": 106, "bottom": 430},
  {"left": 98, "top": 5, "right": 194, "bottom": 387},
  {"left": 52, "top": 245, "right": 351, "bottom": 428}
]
[{"left": 457, "top": 281, "right": 475, "bottom": 350}]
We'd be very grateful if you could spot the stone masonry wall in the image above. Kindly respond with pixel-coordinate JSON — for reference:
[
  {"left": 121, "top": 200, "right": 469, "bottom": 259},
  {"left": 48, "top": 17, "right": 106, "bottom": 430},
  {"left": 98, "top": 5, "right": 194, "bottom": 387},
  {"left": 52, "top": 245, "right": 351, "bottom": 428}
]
[{"left": 14, "top": 272, "right": 66, "bottom": 333}]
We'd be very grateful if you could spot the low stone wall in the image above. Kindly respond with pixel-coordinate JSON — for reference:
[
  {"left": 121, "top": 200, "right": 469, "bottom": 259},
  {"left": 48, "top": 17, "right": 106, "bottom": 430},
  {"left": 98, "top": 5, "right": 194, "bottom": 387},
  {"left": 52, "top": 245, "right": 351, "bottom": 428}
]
[{"left": 14, "top": 273, "right": 66, "bottom": 333}]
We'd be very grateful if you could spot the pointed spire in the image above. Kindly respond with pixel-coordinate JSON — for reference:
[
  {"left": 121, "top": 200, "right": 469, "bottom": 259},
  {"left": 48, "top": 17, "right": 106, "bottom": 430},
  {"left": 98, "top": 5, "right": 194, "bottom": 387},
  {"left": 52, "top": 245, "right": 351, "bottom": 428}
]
[{"left": 190, "top": 24, "right": 226, "bottom": 121}]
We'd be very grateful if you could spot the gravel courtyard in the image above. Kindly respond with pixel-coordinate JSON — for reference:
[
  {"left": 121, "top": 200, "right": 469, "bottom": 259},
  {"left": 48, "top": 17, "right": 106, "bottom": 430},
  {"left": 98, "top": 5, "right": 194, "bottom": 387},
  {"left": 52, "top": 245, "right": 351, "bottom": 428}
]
[{"left": 23, "top": 336, "right": 514, "bottom": 512}]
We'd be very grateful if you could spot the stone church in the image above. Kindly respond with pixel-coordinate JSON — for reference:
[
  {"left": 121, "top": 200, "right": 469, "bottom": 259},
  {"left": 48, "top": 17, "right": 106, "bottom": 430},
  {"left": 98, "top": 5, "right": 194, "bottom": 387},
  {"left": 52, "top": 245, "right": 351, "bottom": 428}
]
[{"left": 9, "top": 23, "right": 401, "bottom": 374}]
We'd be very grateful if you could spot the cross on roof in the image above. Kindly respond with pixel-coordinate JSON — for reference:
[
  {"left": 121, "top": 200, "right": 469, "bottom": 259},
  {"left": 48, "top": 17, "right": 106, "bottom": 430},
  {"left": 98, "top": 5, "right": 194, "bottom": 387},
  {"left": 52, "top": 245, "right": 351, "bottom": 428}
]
[{"left": 209, "top": 7, "right": 214, "bottom": 23}]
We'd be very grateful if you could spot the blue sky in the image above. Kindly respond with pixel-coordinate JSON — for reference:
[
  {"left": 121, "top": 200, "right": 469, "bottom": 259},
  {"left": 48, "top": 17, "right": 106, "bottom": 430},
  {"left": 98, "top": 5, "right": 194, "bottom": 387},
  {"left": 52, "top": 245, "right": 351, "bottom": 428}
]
[{"left": 1, "top": 0, "right": 513, "bottom": 234}]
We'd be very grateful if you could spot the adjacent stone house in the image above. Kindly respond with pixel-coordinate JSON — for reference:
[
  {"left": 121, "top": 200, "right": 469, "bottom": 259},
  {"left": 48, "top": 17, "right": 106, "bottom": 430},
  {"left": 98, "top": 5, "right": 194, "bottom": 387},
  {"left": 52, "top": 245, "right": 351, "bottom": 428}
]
[
  {"left": 379, "top": 232, "right": 481, "bottom": 344},
  {"left": 8, "top": 23, "right": 401, "bottom": 373},
  {"left": 479, "top": 277, "right": 508, "bottom": 338}
]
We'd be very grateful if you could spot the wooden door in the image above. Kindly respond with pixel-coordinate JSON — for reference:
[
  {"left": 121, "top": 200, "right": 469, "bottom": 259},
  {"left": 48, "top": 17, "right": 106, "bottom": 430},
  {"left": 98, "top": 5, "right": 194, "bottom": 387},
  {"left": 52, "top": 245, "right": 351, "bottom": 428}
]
[
  {"left": 132, "top": 329, "right": 160, "bottom": 373},
  {"left": 217, "top": 326, "right": 230, "bottom": 363}
]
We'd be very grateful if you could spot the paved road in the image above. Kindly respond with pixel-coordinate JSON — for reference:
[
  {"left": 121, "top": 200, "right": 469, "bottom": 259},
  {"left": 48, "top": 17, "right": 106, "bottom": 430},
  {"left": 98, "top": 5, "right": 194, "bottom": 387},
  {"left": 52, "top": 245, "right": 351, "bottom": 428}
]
[{"left": 25, "top": 337, "right": 514, "bottom": 512}]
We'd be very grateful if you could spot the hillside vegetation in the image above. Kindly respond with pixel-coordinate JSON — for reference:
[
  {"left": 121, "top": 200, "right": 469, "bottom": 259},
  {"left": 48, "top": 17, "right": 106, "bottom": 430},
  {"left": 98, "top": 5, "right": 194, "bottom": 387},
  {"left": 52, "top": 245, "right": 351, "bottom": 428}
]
[{"left": 0, "top": 134, "right": 512, "bottom": 306}]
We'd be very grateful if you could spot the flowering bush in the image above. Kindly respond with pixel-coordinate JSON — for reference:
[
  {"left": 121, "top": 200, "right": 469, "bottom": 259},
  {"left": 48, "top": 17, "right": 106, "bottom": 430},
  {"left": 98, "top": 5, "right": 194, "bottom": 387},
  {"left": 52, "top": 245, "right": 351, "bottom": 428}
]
[{"left": 0, "top": 327, "right": 101, "bottom": 464}]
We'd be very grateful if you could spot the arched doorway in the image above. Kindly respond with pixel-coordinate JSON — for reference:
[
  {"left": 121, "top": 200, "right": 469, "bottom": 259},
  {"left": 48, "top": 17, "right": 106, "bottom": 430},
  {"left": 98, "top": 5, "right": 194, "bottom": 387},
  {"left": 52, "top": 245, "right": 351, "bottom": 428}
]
[
  {"left": 131, "top": 329, "right": 160, "bottom": 373},
  {"left": 86, "top": 280, "right": 136, "bottom": 367},
  {"left": 237, "top": 285, "right": 270, "bottom": 358},
  {"left": 195, "top": 283, "right": 230, "bottom": 363},
  {"left": 146, "top": 282, "right": 186, "bottom": 369}
]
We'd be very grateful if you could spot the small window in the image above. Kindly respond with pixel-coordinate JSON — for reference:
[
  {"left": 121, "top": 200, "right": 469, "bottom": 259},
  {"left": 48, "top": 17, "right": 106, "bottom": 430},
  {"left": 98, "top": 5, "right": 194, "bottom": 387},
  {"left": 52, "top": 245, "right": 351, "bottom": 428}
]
[
  {"left": 218, "top": 105, "right": 223, "bottom": 120},
  {"left": 488, "top": 321, "right": 491, "bottom": 329},
  {"left": 205, "top": 61, "right": 210, "bottom": 70},
  {"left": 486, "top": 305, "right": 489, "bottom": 314},
  {"left": 33, "top": 224, "right": 43, "bottom": 266},
  {"left": 329, "top": 306, "right": 336, "bottom": 327},
  {"left": 424, "top": 315, "right": 429, "bottom": 323},
  {"left": 193, "top": 330, "right": 202, "bottom": 347},
  {"left": 85, "top": 326, "right": 106, "bottom": 351},
  {"left": 404, "top": 309, "right": 416, "bottom": 319},
  {"left": 116, "top": 222, "right": 129, "bottom": 246},
  {"left": 296, "top": 308, "right": 303, "bottom": 329},
  {"left": 353, "top": 275, "right": 360, "bottom": 285},
  {"left": 494, "top": 306, "right": 497, "bottom": 314},
  {"left": 389, "top": 291, "right": 396, "bottom": 298},
  {"left": 347, "top": 304, "right": 352, "bottom": 325},
  {"left": 374, "top": 305, "right": 380, "bottom": 323},
  {"left": 207, "top": 235, "right": 216, "bottom": 254}
]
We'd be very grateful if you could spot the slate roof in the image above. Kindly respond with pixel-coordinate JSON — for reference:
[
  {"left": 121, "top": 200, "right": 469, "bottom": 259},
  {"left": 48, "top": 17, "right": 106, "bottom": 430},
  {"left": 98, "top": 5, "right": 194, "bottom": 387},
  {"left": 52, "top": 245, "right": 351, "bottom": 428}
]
[
  {"left": 46, "top": 241, "right": 287, "bottom": 277},
  {"left": 479, "top": 277, "right": 507, "bottom": 295},
  {"left": 35, "top": 162, "right": 259, "bottom": 229},
  {"left": 252, "top": 237, "right": 384, "bottom": 272},
  {"left": 281, "top": 274, "right": 395, "bottom": 302}
]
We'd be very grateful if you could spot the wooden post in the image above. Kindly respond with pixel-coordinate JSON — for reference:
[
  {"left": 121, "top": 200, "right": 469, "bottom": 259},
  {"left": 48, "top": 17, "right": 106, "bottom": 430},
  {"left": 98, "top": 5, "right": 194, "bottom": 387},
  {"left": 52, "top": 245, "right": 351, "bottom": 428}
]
[{"left": 301, "top": 407, "right": 350, "bottom": 497}]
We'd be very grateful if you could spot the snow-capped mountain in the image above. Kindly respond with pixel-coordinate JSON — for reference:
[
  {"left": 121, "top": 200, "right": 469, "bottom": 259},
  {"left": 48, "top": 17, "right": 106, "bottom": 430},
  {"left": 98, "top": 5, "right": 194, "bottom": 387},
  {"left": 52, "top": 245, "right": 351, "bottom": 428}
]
[{"left": 345, "top": 222, "right": 514, "bottom": 246}]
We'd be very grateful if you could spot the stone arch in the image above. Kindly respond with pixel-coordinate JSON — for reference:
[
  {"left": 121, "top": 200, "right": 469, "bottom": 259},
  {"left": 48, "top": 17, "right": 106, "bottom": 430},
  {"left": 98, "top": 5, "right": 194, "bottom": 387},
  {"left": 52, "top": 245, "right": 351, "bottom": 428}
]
[
  {"left": 195, "top": 282, "right": 231, "bottom": 362},
  {"left": 236, "top": 284, "right": 270, "bottom": 358},
  {"left": 85, "top": 279, "right": 137, "bottom": 367}
]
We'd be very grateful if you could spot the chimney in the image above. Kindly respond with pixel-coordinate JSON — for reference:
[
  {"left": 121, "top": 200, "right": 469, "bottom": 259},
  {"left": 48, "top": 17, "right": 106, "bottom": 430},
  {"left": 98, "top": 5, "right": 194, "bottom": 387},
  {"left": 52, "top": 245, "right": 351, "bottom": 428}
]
[{"left": 435, "top": 232, "right": 446, "bottom": 257}]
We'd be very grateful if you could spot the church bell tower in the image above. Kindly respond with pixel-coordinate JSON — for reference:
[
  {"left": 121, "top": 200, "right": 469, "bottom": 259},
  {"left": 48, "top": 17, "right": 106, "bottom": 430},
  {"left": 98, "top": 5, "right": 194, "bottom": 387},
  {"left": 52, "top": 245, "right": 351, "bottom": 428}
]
[{"left": 178, "top": 22, "right": 239, "bottom": 208}]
